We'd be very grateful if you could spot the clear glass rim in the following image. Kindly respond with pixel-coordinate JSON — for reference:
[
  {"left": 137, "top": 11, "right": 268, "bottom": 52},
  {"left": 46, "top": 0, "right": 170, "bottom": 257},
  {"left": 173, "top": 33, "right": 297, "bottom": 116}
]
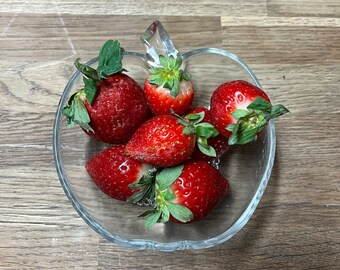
[{"left": 53, "top": 48, "right": 276, "bottom": 251}]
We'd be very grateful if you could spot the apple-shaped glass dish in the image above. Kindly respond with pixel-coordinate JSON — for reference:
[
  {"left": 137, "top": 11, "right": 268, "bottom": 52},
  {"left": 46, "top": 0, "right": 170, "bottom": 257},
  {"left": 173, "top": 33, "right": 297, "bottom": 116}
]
[{"left": 53, "top": 21, "right": 276, "bottom": 251}]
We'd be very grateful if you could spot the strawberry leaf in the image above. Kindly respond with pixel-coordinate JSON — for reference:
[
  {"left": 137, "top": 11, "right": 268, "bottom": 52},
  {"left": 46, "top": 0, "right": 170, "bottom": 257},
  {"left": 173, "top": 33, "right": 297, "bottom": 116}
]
[
  {"left": 174, "top": 55, "right": 182, "bottom": 69},
  {"left": 138, "top": 209, "right": 156, "bottom": 218},
  {"left": 198, "top": 136, "right": 208, "bottom": 146},
  {"left": 232, "top": 109, "right": 250, "bottom": 119},
  {"left": 160, "top": 206, "right": 170, "bottom": 223},
  {"left": 197, "top": 136, "right": 217, "bottom": 157},
  {"left": 196, "top": 122, "right": 219, "bottom": 138},
  {"left": 236, "top": 127, "right": 258, "bottom": 145},
  {"left": 73, "top": 96, "right": 93, "bottom": 132},
  {"left": 62, "top": 92, "right": 77, "bottom": 126},
  {"left": 74, "top": 58, "right": 100, "bottom": 82},
  {"left": 83, "top": 77, "right": 97, "bottom": 105},
  {"left": 247, "top": 97, "right": 272, "bottom": 111},
  {"left": 182, "top": 125, "right": 196, "bottom": 135},
  {"left": 156, "top": 164, "right": 184, "bottom": 191},
  {"left": 198, "top": 142, "right": 217, "bottom": 157},
  {"left": 176, "top": 117, "right": 189, "bottom": 127},
  {"left": 149, "top": 74, "right": 165, "bottom": 86},
  {"left": 185, "top": 111, "right": 205, "bottom": 125},
  {"left": 127, "top": 187, "right": 150, "bottom": 203},
  {"left": 148, "top": 68, "right": 158, "bottom": 75},
  {"left": 62, "top": 92, "right": 93, "bottom": 132},
  {"left": 227, "top": 122, "right": 240, "bottom": 145},
  {"left": 163, "top": 187, "right": 176, "bottom": 201},
  {"left": 165, "top": 202, "right": 193, "bottom": 223},
  {"left": 228, "top": 133, "right": 238, "bottom": 146},
  {"left": 159, "top": 55, "right": 169, "bottom": 68},
  {"left": 167, "top": 55, "right": 176, "bottom": 68},
  {"left": 269, "top": 104, "right": 289, "bottom": 119},
  {"left": 97, "top": 39, "right": 124, "bottom": 79},
  {"left": 228, "top": 119, "right": 259, "bottom": 145},
  {"left": 226, "top": 123, "right": 235, "bottom": 132},
  {"left": 170, "top": 77, "right": 180, "bottom": 97},
  {"left": 144, "top": 210, "right": 162, "bottom": 229},
  {"left": 182, "top": 71, "right": 191, "bottom": 81},
  {"left": 126, "top": 167, "right": 158, "bottom": 203}
]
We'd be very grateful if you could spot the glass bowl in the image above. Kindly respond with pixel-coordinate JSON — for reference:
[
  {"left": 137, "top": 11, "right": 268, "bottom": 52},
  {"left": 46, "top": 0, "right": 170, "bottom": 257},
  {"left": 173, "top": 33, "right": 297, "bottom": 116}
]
[
  {"left": 53, "top": 49, "right": 275, "bottom": 251},
  {"left": 53, "top": 22, "right": 276, "bottom": 251}
]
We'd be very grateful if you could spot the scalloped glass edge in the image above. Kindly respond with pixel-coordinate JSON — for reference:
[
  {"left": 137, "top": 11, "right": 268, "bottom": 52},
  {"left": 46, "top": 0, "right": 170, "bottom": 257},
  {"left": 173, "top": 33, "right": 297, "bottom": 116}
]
[{"left": 53, "top": 48, "right": 276, "bottom": 252}]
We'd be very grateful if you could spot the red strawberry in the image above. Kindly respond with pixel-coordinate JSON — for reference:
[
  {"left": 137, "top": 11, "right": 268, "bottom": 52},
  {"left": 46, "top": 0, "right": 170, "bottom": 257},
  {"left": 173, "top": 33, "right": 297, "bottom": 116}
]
[
  {"left": 187, "top": 107, "right": 229, "bottom": 161},
  {"left": 125, "top": 113, "right": 219, "bottom": 167},
  {"left": 144, "top": 55, "right": 194, "bottom": 115},
  {"left": 210, "top": 80, "right": 289, "bottom": 145},
  {"left": 62, "top": 40, "right": 151, "bottom": 144},
  {"left": 140, "top": 161, "right": 230, "bottom": 228},
  {"left": 125, "top": 114, "right": 195, "bottom": 167},
  {"left": 85, "top": 144, "right": 155, "bottom": 201}
]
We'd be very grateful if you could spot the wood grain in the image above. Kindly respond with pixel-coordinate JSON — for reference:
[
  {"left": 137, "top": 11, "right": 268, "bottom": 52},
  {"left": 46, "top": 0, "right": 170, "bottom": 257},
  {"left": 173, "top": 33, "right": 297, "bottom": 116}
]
[
  {"left": 0, "top": 1, "right": 267, "bottom": 16},
  {"left": 1, "top": 1, "right": 340, "bottom": 269},
  {"left": 267, "top": 0, "right": 340, "bottom": 17}
]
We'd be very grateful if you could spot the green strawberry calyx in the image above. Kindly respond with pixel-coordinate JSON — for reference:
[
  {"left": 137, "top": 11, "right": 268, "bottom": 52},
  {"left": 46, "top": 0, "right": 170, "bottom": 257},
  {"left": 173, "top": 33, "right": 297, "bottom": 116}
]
[
  {"left": 61, "top": 90, "right": 94, "bottom": 132},
  {"left": 126, "top": 167, "right": 158, "bottom": 204},
  {"left": 227, "top": 97, "right": 289, "bottom": 145},
  {"left": 148, "top": 55, "right": 191, "bottom": 97},
  {"left": 137, "top": 165, "right": 194, "bottom": 229},
  {"left": 62, "top": 40, "right": 125, "bottom": 132},
  {"left": 174, "top": 110, "right": 219, "bottom": 158}
]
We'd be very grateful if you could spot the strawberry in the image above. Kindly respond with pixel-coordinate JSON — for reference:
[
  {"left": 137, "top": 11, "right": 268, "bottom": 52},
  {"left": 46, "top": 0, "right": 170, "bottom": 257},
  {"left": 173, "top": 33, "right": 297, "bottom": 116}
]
[
  {"left": 125, "top": 113, "right": 218, "bottom": 167},
  {"left": 210, "top": 80, "right": 289, "bottom": 145},
  {"left": 62, "top": 40, "right": 151, "bottom": 144},
  {"left": 140, "top": 161, "right": 230, "bottom": 228},
  {"left": 85, "top": 144, "right": 156, "bottom": 202},
  {"left": 144, "top": 55, "right": 194, "bottom": 115},
  {"left": 187, "top": 107, "right": 229, "bottom": 161}
]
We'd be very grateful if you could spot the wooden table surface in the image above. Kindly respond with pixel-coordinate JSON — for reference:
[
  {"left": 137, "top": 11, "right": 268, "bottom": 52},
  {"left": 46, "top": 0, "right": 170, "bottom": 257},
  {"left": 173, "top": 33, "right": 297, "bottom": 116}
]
[{"left": 1, "top": 1, "right": 339, "bottom": 269}]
